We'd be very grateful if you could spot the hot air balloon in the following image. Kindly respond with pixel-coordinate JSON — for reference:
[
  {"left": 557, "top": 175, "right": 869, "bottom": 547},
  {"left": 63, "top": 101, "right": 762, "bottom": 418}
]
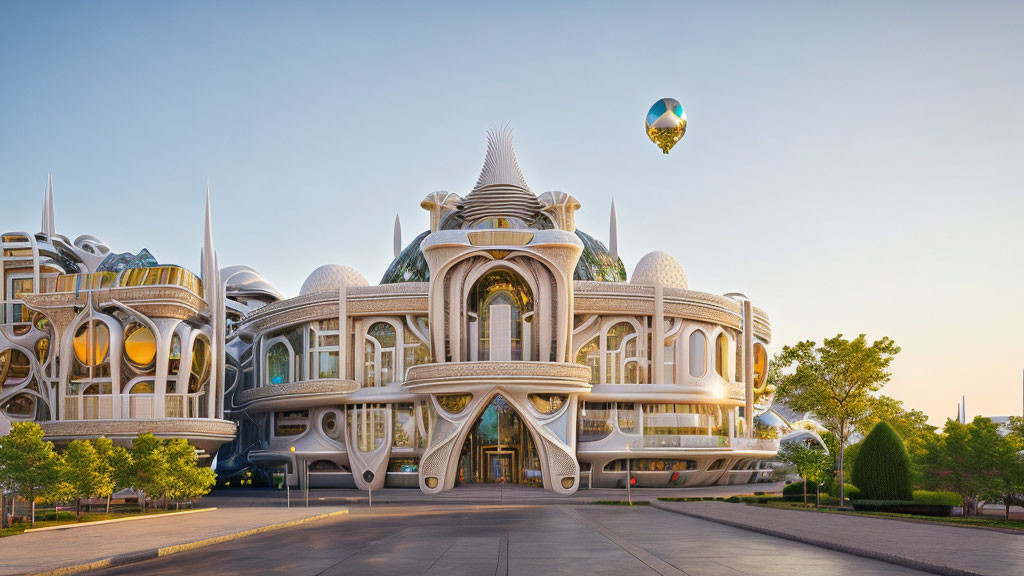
[{"left": 645, "top": 98, "right": 687, "bottom": 154}]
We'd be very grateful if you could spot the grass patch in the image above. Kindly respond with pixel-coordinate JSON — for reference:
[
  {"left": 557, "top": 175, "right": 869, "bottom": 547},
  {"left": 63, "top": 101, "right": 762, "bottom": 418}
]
[
  {"left": 758, "top": 500, "right": 1024, "bottom": 531},
  {"left": 0, "top": 509, "right": 182, "bottom": 538},
  {"left": 588, "top": 500, "right": 651, "bottom": 506}
]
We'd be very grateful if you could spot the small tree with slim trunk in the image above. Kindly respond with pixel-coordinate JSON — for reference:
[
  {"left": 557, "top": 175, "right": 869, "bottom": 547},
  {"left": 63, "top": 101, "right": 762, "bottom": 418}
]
[
  {"left": 0, "top": 422, "right": 60, "bottom": 527},
  {"left": 772, "top": 334, "right": 900, "bottom": 507},
  {"left": 90, "top": 437, "right": 124, "bottom": 513},
  {"left": 59, "top": 440, "right": 113, "bottom": 520},
  {"left": 164, "top": 439, "right": 216, "bottom": 509},
  {"left": 778, "top": 441, "right": 832, "bottom": 507},
  {"left": 129, "top": 434, "right": 169, "bottom": 511}
]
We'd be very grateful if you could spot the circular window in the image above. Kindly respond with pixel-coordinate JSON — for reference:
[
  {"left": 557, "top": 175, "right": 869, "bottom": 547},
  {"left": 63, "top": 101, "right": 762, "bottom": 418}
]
[
  {"left": 73, "top": 321, "right": 109, "bottom": 366},
  {"left": 124, "top": 324, "right": 156, "bottom": 369},
  {"left": 321, "top": 411, "right": 344, "bottom": 441}
]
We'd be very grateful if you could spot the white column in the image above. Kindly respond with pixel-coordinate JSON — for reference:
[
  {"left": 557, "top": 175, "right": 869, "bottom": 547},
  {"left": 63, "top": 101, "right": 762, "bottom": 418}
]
[{"left": 653, "top": 282, "right": 665, "bottom": 384}]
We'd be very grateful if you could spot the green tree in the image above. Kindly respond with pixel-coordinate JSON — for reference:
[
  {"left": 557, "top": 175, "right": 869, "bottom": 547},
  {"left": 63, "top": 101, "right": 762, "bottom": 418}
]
[
  {"left": 860, "top": 395, "right": 935, "bottom": 460},
  {"left": 90, "top": 437, "right": 128, "bottom": 513},
  {"left": 164, "top": 439, "right": 216, "bottom": 509},
  {"left": 921, "top": 417, "right": 1008, "bottom": 517},
  {"left": 129, "top": 433, "right": 169, "bottom": 511},
  {"left": 992, "top": 419, "right": 1024, "bottom": 521},
  {"left": 772, "top": 334, "right": 900, "bottom": 505},
  {"left": 0, "top": 422, "right": 60, "bottom": 526},
  {"left": 851, "top": 422, "right": 913, "bottom": 500},
  {"left": 59, "top": 440, "right": 113, "bottom": 520},
  {"left": 778, "top": 441, "right": 832, "bottom": 507}
]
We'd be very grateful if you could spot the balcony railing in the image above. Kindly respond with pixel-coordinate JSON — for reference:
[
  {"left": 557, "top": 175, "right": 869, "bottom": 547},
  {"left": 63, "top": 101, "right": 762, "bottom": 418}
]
[
  {"left": 641, "top": 434, "right": 730, "bottom": 449},
  {"left": 63, "top": 393, "right": 208, "bottom": 420},
  {"left": 40, "top": 266, "right": 203, "bottom": 298}
]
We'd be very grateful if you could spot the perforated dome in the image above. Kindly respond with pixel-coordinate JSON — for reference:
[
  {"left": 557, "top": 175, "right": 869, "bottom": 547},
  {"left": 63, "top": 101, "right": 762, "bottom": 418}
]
[
  {"left": 299, "top": 264, "right": 369, "bottom": 295},
  {"left": 630, "top": 251, "right": 688, "bottom": 289}
]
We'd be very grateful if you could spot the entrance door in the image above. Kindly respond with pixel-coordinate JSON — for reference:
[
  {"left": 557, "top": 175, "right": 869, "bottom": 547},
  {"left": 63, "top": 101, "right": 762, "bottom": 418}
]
[{"left": 455, "top": 396, "right": 542, "bottom": 487}]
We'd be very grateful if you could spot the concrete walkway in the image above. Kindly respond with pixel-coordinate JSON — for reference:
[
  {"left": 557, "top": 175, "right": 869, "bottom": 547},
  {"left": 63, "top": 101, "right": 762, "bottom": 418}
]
[
  {"left": 653, "top": 500, "right": 1023, "bottom": 576},
  {"left": 203, "top": 481, "right": 786, "bottom": 508},
  {"left": 0, "top": 505, "right": 348, "bottom": 576}
]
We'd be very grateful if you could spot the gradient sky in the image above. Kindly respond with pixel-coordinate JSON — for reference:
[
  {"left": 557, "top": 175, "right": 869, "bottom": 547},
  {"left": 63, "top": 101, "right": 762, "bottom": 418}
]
[{"left": 2, "top": 1, "right": 1022, "bottom": 425}]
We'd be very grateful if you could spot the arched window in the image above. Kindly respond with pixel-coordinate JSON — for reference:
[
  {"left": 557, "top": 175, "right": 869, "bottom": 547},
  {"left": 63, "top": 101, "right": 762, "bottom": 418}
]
[
  {"left": 688, "top": 330, "right": 707, "bottom": 378},
  {"left": 189, "top": 337, "right": 211, "bottom": 394},
  {"left": 715, "top": 333, "right": 729, "bottom": 380},
  {"left": 364, "top": 322, "right": 397, "bottom": 387},
  {"left": 168, "top": 334, "right": 181, "bottom": 376},
  {"left": 575, "top": 337, "right": 599, "bottom": 383},
  {"left": 605, "top": 322, "right": 642, "bottom": 384},
  {"left": 753, "top": 343, "right": 768, "bottom": 392},
  {"left": 402, "top": 317, "right": 432, "bottom": 374},
  {"left": 266, "top": 341, "right": 290, "bottom": 385},
  {"left": 73, "top": 321, "right": 109, "bottom": 367},
  {"left": 468, "top": 269, "right": 533, "bottom": 361},
  {"left": 0, "top": 348, "right": 31, "bottom": 388},
  {"left": 124, "top": 324, "right": 156, "bottom": 371},
  {"left": 348, "top": 403, "right": 387, "bottom": 452},
  {"left": 308, "top": 319, "right": 340, "bottom": 379},
  {"left": 663, "top": 318, "right": 682, "bottom": 384}
]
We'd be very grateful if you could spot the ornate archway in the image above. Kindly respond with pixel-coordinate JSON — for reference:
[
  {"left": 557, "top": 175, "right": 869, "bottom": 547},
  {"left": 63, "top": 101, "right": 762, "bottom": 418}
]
[{"left": 454, "top": 395, "right": 542, "bottom": 487}]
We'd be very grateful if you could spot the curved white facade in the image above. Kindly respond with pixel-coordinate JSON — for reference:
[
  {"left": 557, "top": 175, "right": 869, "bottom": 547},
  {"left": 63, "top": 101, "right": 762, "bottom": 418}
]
[{"left": 1, "top": 130, "right": 781, "bottom": 493}]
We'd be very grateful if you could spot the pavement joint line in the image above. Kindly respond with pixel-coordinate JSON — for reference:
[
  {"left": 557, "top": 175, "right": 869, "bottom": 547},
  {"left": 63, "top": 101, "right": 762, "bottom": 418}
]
[
  {"left": 650, "top": 501, "right": 981, "bottom": 576},
  {"left": 23, "top": 507, "right": 217, "bottom": 533},
  {"left": 495, "top": 531, "right": 509, "bottom": 576},
  {"left": 21, "top": 509, "right": 349, "bottom": 576},
  {"left": 557, "top": 505, "right": 686, "bottom": 576}
]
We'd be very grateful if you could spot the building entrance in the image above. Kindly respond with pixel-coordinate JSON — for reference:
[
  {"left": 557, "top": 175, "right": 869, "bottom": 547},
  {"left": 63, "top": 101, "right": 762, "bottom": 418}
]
[{"left": 456, "top": 396, "right": 542, "bottom": 487}]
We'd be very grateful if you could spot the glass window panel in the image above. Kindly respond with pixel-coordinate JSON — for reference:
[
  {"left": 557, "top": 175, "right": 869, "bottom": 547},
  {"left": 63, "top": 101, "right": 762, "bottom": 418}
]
[{"left": 688, "top": 331, "right": 707, "bottom": 378}]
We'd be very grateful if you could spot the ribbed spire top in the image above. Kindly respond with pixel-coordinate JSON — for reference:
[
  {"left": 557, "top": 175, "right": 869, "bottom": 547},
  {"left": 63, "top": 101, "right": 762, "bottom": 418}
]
[
  {"left": 475, "top": 127, "right": 531, "bottom": 190},
  {"left": 458, "top": 127, "right": 544, "bottom": 224}
]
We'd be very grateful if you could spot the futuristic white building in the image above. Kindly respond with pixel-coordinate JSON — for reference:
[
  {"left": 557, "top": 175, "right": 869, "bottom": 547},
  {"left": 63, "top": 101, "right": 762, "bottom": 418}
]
[{"left": 2, "top": 130, "right": 786, "bottom": 494}]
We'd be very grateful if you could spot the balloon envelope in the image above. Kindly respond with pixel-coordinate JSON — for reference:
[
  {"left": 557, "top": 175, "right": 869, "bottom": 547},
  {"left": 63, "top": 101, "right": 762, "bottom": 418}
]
[{"left": 645, "top": 98, "right": 687, "bottom": 154}]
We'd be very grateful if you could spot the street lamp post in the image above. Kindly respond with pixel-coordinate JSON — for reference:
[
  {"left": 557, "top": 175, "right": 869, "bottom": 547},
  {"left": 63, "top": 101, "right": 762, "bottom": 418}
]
[
  {"left": 625, "top": 443, "right": 632, "bottom": 506},
  {"left": 289, "top": 446, "right": 296, "bottom": 508}
]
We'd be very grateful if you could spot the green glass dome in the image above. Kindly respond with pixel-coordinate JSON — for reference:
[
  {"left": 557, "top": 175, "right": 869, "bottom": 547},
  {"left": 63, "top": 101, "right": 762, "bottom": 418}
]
[{"left": 380, "top": 229, "right": 625, "bottom": 284}]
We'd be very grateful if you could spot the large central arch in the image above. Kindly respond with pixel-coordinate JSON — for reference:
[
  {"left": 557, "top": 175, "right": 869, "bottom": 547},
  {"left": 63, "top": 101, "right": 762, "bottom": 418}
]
[{"left": 454, "top": 394, "right": 542, "bottom": 487}]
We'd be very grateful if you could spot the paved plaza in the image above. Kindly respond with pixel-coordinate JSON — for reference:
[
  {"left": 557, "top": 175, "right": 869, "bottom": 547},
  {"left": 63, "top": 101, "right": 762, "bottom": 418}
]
[{"left": 79, "top": 503, "right": 928, "bottom": 576}]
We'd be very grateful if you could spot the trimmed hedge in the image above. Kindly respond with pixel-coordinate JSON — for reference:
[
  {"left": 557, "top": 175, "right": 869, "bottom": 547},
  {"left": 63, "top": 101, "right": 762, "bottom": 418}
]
[
  {"left": 850, "top": 490, "right": 960, "bottom": 517},
  {"left": 782, "top": 481, "right": 819, "bottom": 501},
  {"left": 852, "top": 422, "right": 913, "bottom": 500}
]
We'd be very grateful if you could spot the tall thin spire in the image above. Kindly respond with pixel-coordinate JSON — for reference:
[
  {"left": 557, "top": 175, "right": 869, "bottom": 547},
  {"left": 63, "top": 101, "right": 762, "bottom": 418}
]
[
  {"left": 393, "top": 213, "right": 402, "bottom": 259},
  {"left": 47, "top": 174, "right": 55, "bottom": 236},
  {"left": 609, "top": 198, "right": 618, "bottom": 262},
  {"left": 40, "top": 183, "right": 49, "bottom": 236},
  {"left": 202, "top": 183, "right": 215, "bottom": 283}
]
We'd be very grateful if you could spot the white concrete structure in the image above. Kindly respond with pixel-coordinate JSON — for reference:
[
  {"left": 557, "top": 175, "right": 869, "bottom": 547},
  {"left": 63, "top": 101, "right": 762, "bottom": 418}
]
[{"left": 1, "top": 129, "right": 788, "bottom": 493}]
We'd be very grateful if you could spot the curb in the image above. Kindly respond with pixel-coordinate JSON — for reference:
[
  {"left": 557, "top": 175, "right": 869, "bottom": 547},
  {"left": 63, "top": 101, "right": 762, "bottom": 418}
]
[
  {"left": 650, "top": 501, "right": 981, "bottom": 576},
  {"left": 23, "top": 509, "right": 349, "bottom": 576},
  {"left": 25, "top": 508, "right": 217, "bottom": 533}
]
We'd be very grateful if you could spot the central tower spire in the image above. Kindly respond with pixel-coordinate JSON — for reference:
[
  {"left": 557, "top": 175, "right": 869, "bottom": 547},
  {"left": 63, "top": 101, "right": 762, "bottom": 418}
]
[{"left": 457, "top": 127, "right": 544, "bottom": 225}]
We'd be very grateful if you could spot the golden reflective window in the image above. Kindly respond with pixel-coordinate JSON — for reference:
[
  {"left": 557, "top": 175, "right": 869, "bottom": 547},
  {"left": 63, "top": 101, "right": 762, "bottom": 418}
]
[
  {"left": 752, "top": 343, "right": 768, "bottom": 392},
  {"left": 35, "top": 338, "right": 50, "bottom": 363},
  {"left": 528, "top": 393, "right": 567, "bottom": 415},
  {"left": 189, "top": 338, "right": 210, "bottom": 393},
  {"left": 0, "top": 348, "right": 32, "bottom": 387},
  {"left": 715, "top": 333, "right": 729, "bottom": 379},
  {"left": 437, "top": 393, "right": 472, "bottom": 414},
  {"left": 124, "top": 324, "right": 156, "bottom": 369},
  {"left": 73, "top": 322, "right": 109, "bottom": 366}
]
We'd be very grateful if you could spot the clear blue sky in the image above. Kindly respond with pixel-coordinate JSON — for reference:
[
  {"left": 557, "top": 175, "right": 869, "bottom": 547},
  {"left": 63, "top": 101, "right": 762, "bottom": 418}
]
[{"left": 2, "top": 1, "right": 1022, "bottom": 424}]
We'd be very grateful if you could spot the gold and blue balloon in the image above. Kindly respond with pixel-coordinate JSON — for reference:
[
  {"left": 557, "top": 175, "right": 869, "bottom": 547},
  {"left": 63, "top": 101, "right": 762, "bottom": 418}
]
[{"left": 645, "top": 98, "right": 687, "bottom": 154}]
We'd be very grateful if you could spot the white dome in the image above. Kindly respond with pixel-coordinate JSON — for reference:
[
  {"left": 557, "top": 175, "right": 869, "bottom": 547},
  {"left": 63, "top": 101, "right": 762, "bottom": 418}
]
[
  {"left": 299, "top": 264, "right": 369, "bottom": 295},
  {"left": 630, "top": 251, "right": 688, "bottom": 289}
]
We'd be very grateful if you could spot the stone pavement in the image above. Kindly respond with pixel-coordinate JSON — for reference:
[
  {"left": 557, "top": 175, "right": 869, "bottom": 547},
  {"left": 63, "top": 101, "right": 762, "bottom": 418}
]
[
  {"left": 83, "top": 504, "right": 930, "bottom": 576},
  {"left": 0, "top": 505, "right": 348, "bottom": 576},
  {"left": 653, "top": 500, "right": 1024, "bottom": 576}
]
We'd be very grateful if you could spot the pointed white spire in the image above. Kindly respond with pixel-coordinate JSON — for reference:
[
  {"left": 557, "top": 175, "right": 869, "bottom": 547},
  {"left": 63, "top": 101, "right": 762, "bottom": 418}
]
[
  {"left": 202, "top": 183, "right": 216, "bottom": 289},
  {"left": 474, "top": 126, "right": 530, "bottom": 190},
  {"left": 47, "top": 174, "right": 55, "bottom": 236},
  {"left": 393, "top": 213, "right": 402, "bottom": 259},
  {"left": 40, "top": 183, "right": 49, "bottom": 236},
  {"left": 609, "top": 198, "right": 618, "bottom": 262}
]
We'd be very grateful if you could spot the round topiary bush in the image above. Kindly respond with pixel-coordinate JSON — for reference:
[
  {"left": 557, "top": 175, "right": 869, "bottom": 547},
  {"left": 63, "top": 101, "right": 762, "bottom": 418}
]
[{"left": 851, "top": 421, "right": 913, "bottom": 500}]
